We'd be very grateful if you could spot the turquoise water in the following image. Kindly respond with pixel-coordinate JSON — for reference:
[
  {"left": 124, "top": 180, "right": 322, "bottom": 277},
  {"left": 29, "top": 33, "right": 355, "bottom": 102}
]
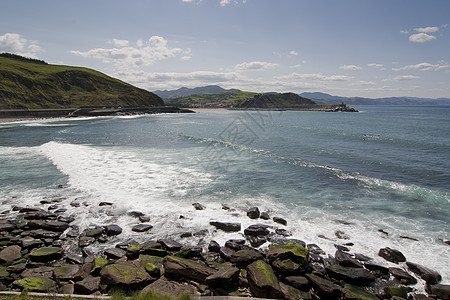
[{"left": 0, "top": 106, "right": 449, "bottom": 284}]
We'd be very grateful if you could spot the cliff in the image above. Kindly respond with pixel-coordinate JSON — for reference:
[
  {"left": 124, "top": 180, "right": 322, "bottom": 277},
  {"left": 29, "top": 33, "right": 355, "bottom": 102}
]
[{"left": 0, "top": 54, "right": 163, "bottom": 109}]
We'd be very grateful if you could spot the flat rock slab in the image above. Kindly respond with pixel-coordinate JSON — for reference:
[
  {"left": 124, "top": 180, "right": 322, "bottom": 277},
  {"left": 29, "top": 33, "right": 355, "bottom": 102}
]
[
  {"left": 205, "top": 266, "right": 240, "bottom": 286},
  {"left": 132, "top": 224, "right": 153, "bottom": 232},
  {"left": 267, "top": 242, "right": 309, "bottom": 266},
  {"left": 406, "top": 262, "right": 441, "bottom": 284},
  {"left": 13, "top": 277, "right": 56, "bottom": 292},
  {"left": 378, "top": 247, "right": 406, "bottom": 263},
  {"left": 53, "top": 264, "right": 80, "bottom": 280},
  {"left": 247, "top": 260, "right": 282, "bottom": 299},
  {"left": 29, "top": 247, "right": 63, "bottom": 262},
  {"left": 74, "top": 275, "right": 101, "bottom": 294},
  {"left": 210, "top": 221, "right": 241, "bottom": 232},
  {"left": 326, "top": 264, "right": 375, "bottom": 285},
  {"left": 305, "top": 273, "right": 341, "bottom": 299},
  {"left": 100, "top": 261, "right": 152, "bottom": 289},
  {"left": 158, "top": 239, "right": 183, "bottom": 251},
  {"left": 141, "top": 276, "right": 198, "bottom": 298},
  {"left": 163, "top": 255, "right": 215, "bottom": 283},
  {"left": 0, "top": 245, "right": 22, "bottom": 263}
]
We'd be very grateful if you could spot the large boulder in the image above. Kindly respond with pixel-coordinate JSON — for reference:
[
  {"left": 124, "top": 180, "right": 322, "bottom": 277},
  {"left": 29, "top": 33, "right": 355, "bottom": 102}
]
[
  {"left": 247, "top": 207, "right": 260, "bottom": 219},
  {"left": 426, "top": 283, "right": 450, "bottom": 300},
  {"left": 163, "top": 255, "right": 215, "bottom": 283},
  {"left": 29, "top": 247, "right": 63, "bottom": 262},
  {"left": 247, "top": 260, "right": 282, "bottom": 299},
  {"left": 0, "top": 245, "right": 22, "bottom": 263},
  {"left": 74, "top": 275, "right": 101, "bottom": 294},
  {"left": 279, "top": 282, "right": 311, "bottom": 300},
  {"left": 335, "top": 250, "right": 363, "bottom": 268},
  {"left": 378, "top": 247, "right": 406, "bottom": 263},
  {"left": 406, "top": 262, "right": 441, "bottom": 284},
  {"left": 53, "top": 264, "right": 80, "bottom": 281},
  {"left": 13, "top": 277, "right": 56, "bottom": 292},
  {"left": 100, "top": 261, "right": 153, "bottom": 289},
  {"left": 389, "top": 267, "right": 417, "bottom": 285},
  {"left": 210, "top": 221, "right": 241, "bottom": 232},
  {"left": 267, "top": 242, "right": 309, "bottom": 267},
  {"left": 205, "top": 265, "right": 240, "bottom": 287},
  {"left": 305, "top": 273, "right": 341, "bottom": 299},
  {"left": 141, "top": 276, "right": 198, "bottom": 297},
  {"left": 230, "top": 249, "right": 264, "bottom": 267},
  {"left": 326, "top": 264, "right": 375, "bottom": 285},
  {"left": 104, "top": 224, "right": 123, "bottom": 236},
  {"left": 244, "top": 224, "right": 270, "bottom": 236}
]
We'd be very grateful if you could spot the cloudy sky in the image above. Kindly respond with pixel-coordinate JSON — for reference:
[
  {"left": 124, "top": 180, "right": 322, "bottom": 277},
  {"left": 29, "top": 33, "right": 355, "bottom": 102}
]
[{"left": 1, "top": 0, "right": 449, "bottom": 98}]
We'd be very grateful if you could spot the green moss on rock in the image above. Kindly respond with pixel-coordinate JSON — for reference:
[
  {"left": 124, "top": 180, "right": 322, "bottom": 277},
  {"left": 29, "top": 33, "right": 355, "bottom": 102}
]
[
  {"left": 145, "top": 263, "right": 161, "bottom": 278},
  {"left": 268, "top": 243, "right": 309, "bottom": 266},
  {"left": 343, "top": 284, "right": 378, "bottom": 300},
  {"left": 14, "top": 277, "right": 56, "bottom": 292}
]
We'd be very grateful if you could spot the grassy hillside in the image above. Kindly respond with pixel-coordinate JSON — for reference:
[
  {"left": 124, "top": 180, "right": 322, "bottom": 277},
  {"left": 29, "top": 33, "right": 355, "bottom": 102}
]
[
  {"left": 236, "top": 92, "right": 316, "bottom": 108},
  {"left": 0, "top": 54, "right": 163, "bottom": 109},
  {"left": 164, "top": 90, "right": 258, "bottom": 107}
]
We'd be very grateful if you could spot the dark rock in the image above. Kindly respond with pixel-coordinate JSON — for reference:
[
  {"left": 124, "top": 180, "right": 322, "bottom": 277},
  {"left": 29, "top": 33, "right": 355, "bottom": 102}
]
[
  {"left": 326, "top": 264, "right": 375, "bottom": 285},
  {"left": 272, "top": 258, "right": 301, "bottom": 273},
  {"left": 230, "top": 249, "right": 264, "bottom": 267},
  {"left": 244, "top": 224, "right": 270, "bottom": 236},
  {"left": 139, "top": 215, "right": 151, "bottom": 222},
  {"left": 363, "top": 262, "right": 389, "bottom": 278},
  {"left": 354, "top": 253, "right": 372, "bottom": 262},
  {"left": 0, "top": 220, "right": 16, "bottom": 232},
  {"left": 201, "top": 251, "right": 220, "bottom": 263},
  {"left": 247, "top": 207, "right": 260, "bottom": 219},
  {"left": 208, "top": 240, "right": 221, "bottom": 252},
  {"left": 140, "top": 276, "right": 198, "bottom": 298},
  {"left": 382, "top": 286, "right": 411, "bottom": 299},
  {"left": 307, "top": 244, "right": 325, "bottom": 255},
  {"left": 13, "top": 277, "right": 56, "bottom": 292},
  {"left": 158, "top": 239, "right": 183, "bottom": 251},
  {"left": 342, "top": 283, "right": 378, "bottom": 300},
  {"left": 192, "top": 202, "right": 206, "bottom": 210},
  {"left": 335, "top": 244, "right": 350, "bottom": 252},
  {"left": 26, "top": 220, "right": 69, "bottom": 232},
  {"left": 273, "top": 216, "right": 287, "bottom": 225},
  {"left": 219, "top": 247, "right": 236, "bottom": 260},
  {"left": 205, "top": 265, "right": 240, "bottom": 287},
  {"left": 78, "top": 236, "right": 95, "bottom": 247},
  {"left": 58, "top": 283, "right": 74, "bottom": 294},
  {"left": 389, "top": 267, "right": 417, "bottom": 285},
  {"left": 275, "top": 228, "right": 291, "bottom": 237},
  {"left": 270, "top": 238, "right": 306, "bottom": 247},
  {"left": 279, "top": 282, "right": 311, "bottom": 300},
  {"left": 284, "top": 276, "right": 310, "bottom": 290},
  {"left": 104, "top": 224, "right": 123, "bottom": 236},
  {"left": 65, "top": 245, "right": 84, "bottom": 264},
  {"left": 53, "top": 264, "right": 80, "bottom": 281},
  {"left": 82, "top": 226, "right": 104, "bottom": 238},
  {"left": 400, "top": 235, "right": 419, "bottom": 241},
  {"left": 74, "top": 263, "right": 93, "bottom": 281},
  {"left": 225, "top": 239, "right": 246, "bottom": 250},
  {"left": 163, "top": 255, "right": 215, "bottom": 283},
  {"left": 70, "top": 200, "right": 80, "bottom": 207},
  {"left": 378, "top": 247, "right": 406, "bottom": 263},
  {"left": 132, "top": 224, "right": 153, "bottom": 232},
  {"left": 29, "top": 229, "right": 60, "bottom": 239},
  {"left": 99, "top": 202, "right": 113, "bottom": 206},
  {"left": 180, "top": 232, "right": 192, "bottom": 238},
  {"left": 127, "top": 211, "right": 146, "bottom": 218},
  {"left": 74, "top": 275, "right": 101, "bottom": 294},
  {"left": 210, "top": 221, "right": 241, "bottom": 232},
  {"left": 0, "top": 245, "right": 22, "bottom": 263},
  {"left": 29, "top": 247, "right": 63, "bottom": 262},
  {"left": 24, "top": 210, "right": 57, "bottom": 220},
  {"left": 247, "top": 260, "right": 282, "bottom": 299},
  {"left": 406, "top": 261, "right": 441, "bottom": 284},
  {"left": 426, "top": 283, "right": 450, "bottom": 299},
  {"left": 267, "top": 243, "right": 309, "bottom": 267},
  {"left": 21, "top": 266, "right": 54, "bottom": 278},
  {"left": 305, "top": 273, "right": 341, "bottom": 299},
  {"left": 413, "top": 294, "right": 435, "bottom": 300},
  {"left": 247, "top": 235, "right": 267, "bottom": 247},
  {"left": 335, "top": 230, "right": 350, "bottom": 240},
  {"left": 100, "top": 261, "right": 152, "bottom": 288},
  {"left": 57, "top": 215, "right": 75, "bottom": 223},
  {"left": 193, "top": 229, "right": 208, "bottom": 237},
  {"left": 260, "top": 211, "right": 270, "bottom": 220},
  {"left": 335, "top": 250, "right": 363, "bottom": 268},
  {"left": 104, "top": 247, "right": 127, "bottom": 259}
]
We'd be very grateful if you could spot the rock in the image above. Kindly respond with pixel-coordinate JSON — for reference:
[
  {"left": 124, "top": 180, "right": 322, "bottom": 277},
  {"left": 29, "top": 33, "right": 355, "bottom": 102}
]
[
  {"left": 210, "top": 221, "right": 241, "bottom": 232},
  {"left": 363, "top": 262, "right": 389, "bottom": 278},
  {"left": 208, "top": 240, "right": 221, "bottom": 252},
  {"left": 247, "top": 235, "right": 267, "bottom": 247},
  {"left": 0, "top": 220, "right": 15, "bottom": 231},
  {"left": 284, "top": 276, "right": 310, "bottom": 291},
  {"left": 13, "top": 277, "right": 56, "bottom": 292},
  {"left": 230, "top": 249, "right": 264, "bottom": 267},
  {"left": 273, "top": 216, "right": 287, "bottom": 225},
  {"left": 326, "top": 264, "right": 375, "bottom": 285},
  {"left": 279, "top": 282, "right": 311, "bottom": 300},
  {"left": 78, "top": 236, "right": 95, "bottom": 247},
  {"left": 29, "top": 229, "right": 60, "bottom": 239},
  {"left": 141, "top": 276, "right": 198, "bottom": 297},
  {"left": 144, "top": 263, "right": 161, "bottom": 278},
  {"left": 104, "top": 247, "right": 126, "bottom": 259},
  {"left": 335, "top": 244, "right": 350, "bottom": 252},
  {"left": 57, "top": 215, "right": 75, "bottom": 223},
  {"left": 74, "top": 275, "right": 101, "bottom": 294},
  {"left": 275, "top": 228, "right": 291, "bottom": 237},
  {"left": 244, "top": 224, "right": 270, "bottom": 236},
  {"left": 378, "top": 247, "right": 406, "bottom": 263},
  {"left": 382, "top": 286, "right": 411, "bottom": 299},
  {"left": 272, "top": 258, "right": 301, "bottom": 273},
  {"left": 180, "top": 232, "right": 192, "bottom": 238},
  {"left": 139, "top": 215, "right": 151, "bottom": 222},
  {"left": 58, "top": 283, "right": 74, "bottom": 294},
  {"left": 53, "top": 264, "right": 80, "bottom": 281},
  {"left": 29, "top": 246, "right": 63, "bottom": 262},
  {"left": 426, "top": 283, "right": 450, "bottom": 299},
  {"left": 192, "top": 202, "right": 206, "bottom": 210},
  {"left": 132, "top": 224, "right": 153, "bottom": 232},
  {"left": 99, "top": 201, "right": 113, "bottom": 206},
  {"left": 74, "top": 263, "right": 93, "bottom": 281},
  {"left": 225, "top": 239, "right": 246, "bottom": 250},
  {"left": 335, "top": 250, "right": 363, "bottom": 268},
  {"left": 163, "top": 255, "right": 215, "bottom": 283},
  {"left": 82, "top": 226, "right": 104, "bottom": 237},
  {"left": 127, "top": 211, "right": 146, "bottom": 218},
  {"left": 260, "top": 212, "right": 270, "bottom": 220},
  {"left": 267, "top": 242, "right": 309, "bottom": 267},
  {"left": 27, "top": 220, "right": 69, "bottom": 232},
  {"left": 342, "top": 283, "right": 378, "bottom": 300},
  {"left": 91, "top": 257, "right": 109, "bottom": 275},
  {"left": 219, "top": 246, "right": 236, "bottom": 260},
  {"left": 158, "top": 239, "right": 183, "bottom": 251},
  {"left": 0, "top": 245, "right": 22, "bottom": 263},
  {"left": 100, "top": 261, "right": 152, "bottom": 289},
  {"left": 104, "top": 224, "right": 123, "bottom": 236},
  {"left": 205, "top": 265, "right": 240, "bottom": 287},
  {"left": 21, "top": 266, "right": 54, "bottom": 278},
  {"left": 406, "top": 262, "right": 441, "bottom": 284},
  {"left": 307, "top": 243, "right": 325, "bottom": 255},
  {"left": 247, "top": 260, "right": 282, "bottom": 299},
  {"left": 389, "top": 267, "right": 417, "bottom": 285},
  {"left": 247, "top": 207, "right": 260, "bottom": 219},
  {"left": 354, "top": 253, "right": 372, "bottom": 262},
  {"left": 305, "top": 273, "right": 341, "bottom": 299}
]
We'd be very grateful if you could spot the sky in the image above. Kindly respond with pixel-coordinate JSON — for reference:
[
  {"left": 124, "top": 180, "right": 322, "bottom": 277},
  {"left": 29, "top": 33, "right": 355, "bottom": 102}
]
[{"left": 1, "top": 0, "right": 449, "bottom": 98}]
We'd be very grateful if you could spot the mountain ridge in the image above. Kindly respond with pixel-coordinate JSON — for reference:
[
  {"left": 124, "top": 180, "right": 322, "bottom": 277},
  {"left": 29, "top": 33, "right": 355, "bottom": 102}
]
[{"left": 154, "top": 85, "right": 240, "bottom": 98}]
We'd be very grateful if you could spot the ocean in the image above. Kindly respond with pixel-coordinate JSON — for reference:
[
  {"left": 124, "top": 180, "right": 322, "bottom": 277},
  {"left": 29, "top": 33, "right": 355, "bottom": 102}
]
[{"left": 0, "top": 106, "right": 449, "bottom": 285}]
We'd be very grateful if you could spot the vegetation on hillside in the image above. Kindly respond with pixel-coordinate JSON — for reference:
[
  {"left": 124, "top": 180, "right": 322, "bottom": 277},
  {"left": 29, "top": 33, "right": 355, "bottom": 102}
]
[
  {"left": 164, "top": 90, "right": 258, "bottom": 108},
  {"left": 0, "top": 54, "right": 163, "bottom": 109}
]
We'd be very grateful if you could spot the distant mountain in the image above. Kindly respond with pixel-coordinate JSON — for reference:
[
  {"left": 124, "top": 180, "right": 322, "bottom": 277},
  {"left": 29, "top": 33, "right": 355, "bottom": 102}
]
[
  {"left": 154, "top": 85, "right": 240, "bottom": 98},
  {"left": 0, "top": 53, "right": 163, "bottom": 109},
  {"left": 236, "top": 92, "right": 316, "bottom": 108},
  {"left": 300, "top": 92, "right": 450, "bottom": 106}
]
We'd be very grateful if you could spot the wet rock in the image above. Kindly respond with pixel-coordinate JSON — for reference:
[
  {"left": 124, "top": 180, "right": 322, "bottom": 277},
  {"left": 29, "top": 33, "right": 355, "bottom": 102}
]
[
  {"left": 78, "top": 236, "right": 95, "bottom": 247},
  {"left": 247, "top": 235, "right": 267, "bottom": 248},
  {"left": 363, "top": 262, "right": 389, "bottom": 278},
  {"left": 29, "top": 246, "right": 63, "bottom": 262},
  {"left": 247, "top": 207, "right": 260, "bottom": 219},
  {"left": 180, "top": 232, "right": 192, "bottom": 238},
  {"left": 74, "top": 275, "right": 101, "bottom": 294},
  {"left": 141, "top": 276, "right": 198, "bottom": 297},
  {"left": 158, "top": 239, "right": 183, "bottom": 251},
  {"left": 82, "top": 226, "right": 104, "bottom": 238},
  {"left": 219, "top": 246, "right": 236, "bottom": 260},
  {"left": 13, "top": 277, "right": 56, "bottom": 292},
  {"left": 54, "top": 264, "right": 80, "bottom": 281},
  {"left": 354, "top": 253, "right": 372, "bottom": 262},
  {"left": 378, "top": 247, "right": 406, "bottom": 263},
  {"left": 99, "top": 202, "right": 113, "bottom": 206},
  {"left": 342, "top": 283, "right": 378, "bottom": 300},
  {"left": 335, "top": 244, "right": 350, "bottom": 252},
  {"left": 267, "top": 242, "right": 309, "bottom": 267},
  {"left": 284, "top": 276, "right": 310, "bottom": 291},
  {"left": 28, "top": 220, "right": 70, "bottom": 232},
  {"left": 210, "top": 221, "right": 241, "bottom": 232},
  {"left": 260, "top": 211, "right": 270, "bottom": 220},
  {"left": 0, "top": 220, "right": 15, "bottom": 232},
  {"left": 0, "top": 245, "right": 22, "bottom": 263},
  {"left": 305, "top": 273, "right": 341, "bottom": 299},
  {"left": 273, "top": 216, "right": 287, "bottom": 225},
  {"left": 406, "top": 261, "right": 441, "bottom": 284},
  {"left": 307, "top": 244, "right": 325, "bottom": 255},
  {"left": 139, "top": 215, "right": 151, "bottom": 222},
  {"left": 100, "top": 261, "right": 152, "bottom": 288},
  {"left": 230, "top": 249, "right": 264, "bottom": 267},
  {"left": 205, "top": 265, "right": 240, "bottom": 287},
  {"left": 335, "top": 250, "right": 363, "bottom": 268},
  {"left": 279, "top": 282, "right": 311, "bottom": 300},
  {"left": 163, "top": 255, "right": 215, "bottom": 283},
  {"left": 29, "top": 229, "right": 60, "bottom": 239},
  {"left": 389, "top": 267, "right": 417, "bottom": 285},
  {"left": 335, "top": 230, "right": 350, "bottom": 240},
  {"left": 247, "top": 260, "right": 282, "bottom": 299},
  {"left": 65, "top": 245, "right": 84, "bottom": 264},
  {"left": 382, "top": 286, "right": 411, "bottom": 299},
  {"left": 192, "top": 202, "right": 206, "bottom": 210},
  {"left": 225, "top": 239, "right": 246, "bottom": 250},
  {"left": 57, "top": 215, "right": 75, "bottom": 223},
  {"left": 326, "top": 264, "right": 375, "bottom": 285},
  {"left": 70, "top": 200, "right": 80, "bottom": 207},
  {"left": 275, "top": 228, "right": 291, "bottom": 237},
  {"left": 208, "top": 240, "right": 221, "bottom": 252},
  {"left": 104, "top": 224, "right": 123, "bottom": 236},
  {"left": 127, "top": 211, "right": 146, "bottom": 218},
  {"left": 244, "top": 224, "right": 270, "bottom": 236},
  {"left": 104, "top": 247, "right": 126, "bottom": 259},
  {"left": 426, "top": 283, "right": 450, "bottom": 299},
  {"left": 132, "top": 224, "right": 153, "bottom": 232},
  {"left": 193, "top": 229, "right": 208, "bottom": 237}
]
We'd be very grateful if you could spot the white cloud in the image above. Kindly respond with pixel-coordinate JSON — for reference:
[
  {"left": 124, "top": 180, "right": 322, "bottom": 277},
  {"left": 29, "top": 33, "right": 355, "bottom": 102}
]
[
  {"left": 111, "top": 38, "right": 129, "bottom": 47},
  {"left": 414, "top": 26, "right": 439, "bottom": 33},
  {"left": 71, "top": 36, "right": 189, "bottom": 67},
  {"left": 290, "top": 50, "right": 298, "bottom": 56},
  {"left": 393, "top": 75, "right": 420, "bottom": 81},
  {"left": 409, "top": 32, "right": 436, "bottom": 43},
  {"left": 0, "top": 33, "right": 43, "bottom": 57},
  {"left": 368, "top": 63, "right": 383, "bottom": 68},
  {"left": 359, "top": 81, "right": 376, "bottom": 86},
  {"left": 275, "top": 72, "right": 351, "bottom": 81},
  {"left": 392, "top": 62, "right": 449, "bottom": 72},
  {"left": 339, "top": 64, "right": 362, "bottom": 71},
  {"left": 220, "top": 0, "right": 231, "bottom": 6},
  {"left": 400, "top": 30, "right": 409, "bottom": 34},
  {"left": 235, "top": 61, "right": 279, "bottom": 71}
]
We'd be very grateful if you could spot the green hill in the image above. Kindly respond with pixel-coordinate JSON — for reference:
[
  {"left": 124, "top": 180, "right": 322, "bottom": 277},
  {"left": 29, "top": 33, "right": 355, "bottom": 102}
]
[
  {"left": 0, "top": 53, "right": 163, "bottom": 109},
  {"left": 165, "top": 90, "right": 258, "bottom": 107},
  {"left": 236, "top": 92, "right": 316, "bottom": 108}
]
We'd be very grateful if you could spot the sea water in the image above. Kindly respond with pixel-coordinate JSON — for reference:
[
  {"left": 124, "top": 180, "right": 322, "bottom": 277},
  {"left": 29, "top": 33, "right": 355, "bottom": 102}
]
[{"left": 0, "top": 106, "right": 449, "bottom": 285}]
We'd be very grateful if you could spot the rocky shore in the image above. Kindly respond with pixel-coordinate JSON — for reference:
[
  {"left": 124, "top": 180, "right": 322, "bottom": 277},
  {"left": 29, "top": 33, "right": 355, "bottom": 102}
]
[{"left": 0, "top": 196, "right": 448, "bottom": 299}]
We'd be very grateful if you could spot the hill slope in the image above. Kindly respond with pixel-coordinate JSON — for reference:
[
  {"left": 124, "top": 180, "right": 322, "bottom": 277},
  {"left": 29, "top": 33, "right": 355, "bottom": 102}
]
[
  {"left": 237, "top": 92, "right": 316, "bottom": 108},
  {"left": 154, "top": 85, "right": 240, "bottom": 98},
  {"left": 0, "top": 54, "right": 163, "bottom": 109}
]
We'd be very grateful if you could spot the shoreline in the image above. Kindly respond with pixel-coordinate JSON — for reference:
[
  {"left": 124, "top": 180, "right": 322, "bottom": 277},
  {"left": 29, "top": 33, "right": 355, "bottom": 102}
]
[{"left": 0, "top": 195, "right": 448, "bottom": 299}]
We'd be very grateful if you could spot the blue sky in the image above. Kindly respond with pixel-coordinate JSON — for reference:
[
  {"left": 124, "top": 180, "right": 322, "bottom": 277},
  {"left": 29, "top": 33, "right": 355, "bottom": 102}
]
[{"left": 1, "top": 0, "right": 449, "bottom": 98}]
